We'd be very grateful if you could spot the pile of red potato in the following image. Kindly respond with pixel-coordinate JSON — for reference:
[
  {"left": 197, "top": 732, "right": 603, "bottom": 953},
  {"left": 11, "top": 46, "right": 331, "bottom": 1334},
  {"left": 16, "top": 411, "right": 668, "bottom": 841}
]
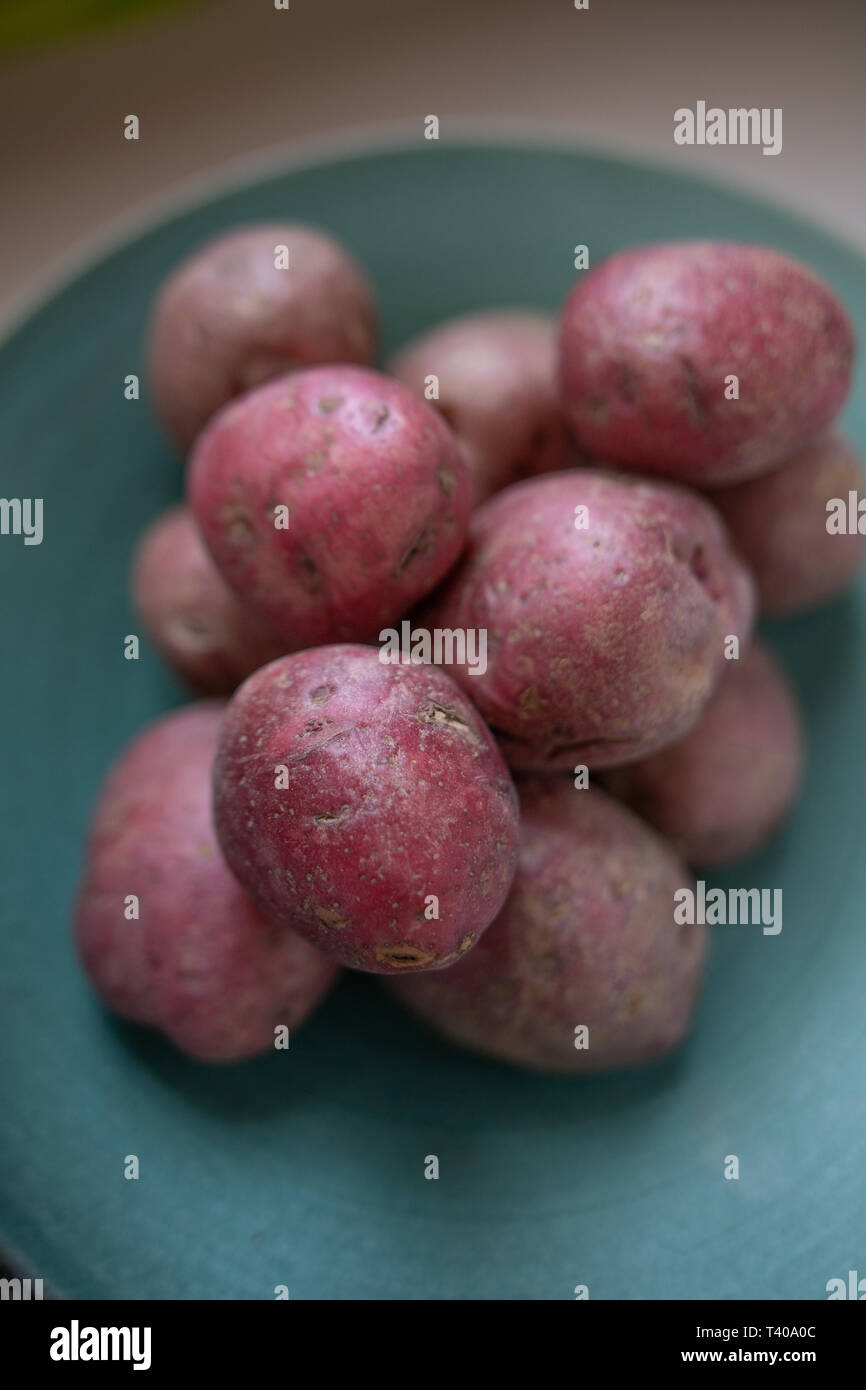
[{"left": 75, "top": 225, "right": 862, "bottom": 1072}]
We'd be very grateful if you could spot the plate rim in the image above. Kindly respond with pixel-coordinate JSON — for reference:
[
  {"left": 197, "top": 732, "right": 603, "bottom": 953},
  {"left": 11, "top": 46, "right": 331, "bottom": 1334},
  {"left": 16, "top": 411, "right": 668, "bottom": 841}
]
[
  {"left": 4, "top": 117, "right": 866, "bottom": 350},
  {"left": 2, "top": 131, "right": 865, "bottom": 1301}
]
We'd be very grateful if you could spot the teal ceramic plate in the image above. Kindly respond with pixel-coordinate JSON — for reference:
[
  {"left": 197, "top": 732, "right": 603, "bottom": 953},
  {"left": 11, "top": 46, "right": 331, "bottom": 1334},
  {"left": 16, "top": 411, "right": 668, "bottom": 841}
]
[{"left": 1, "top": 143, "right": 864, "bottom": 1301}]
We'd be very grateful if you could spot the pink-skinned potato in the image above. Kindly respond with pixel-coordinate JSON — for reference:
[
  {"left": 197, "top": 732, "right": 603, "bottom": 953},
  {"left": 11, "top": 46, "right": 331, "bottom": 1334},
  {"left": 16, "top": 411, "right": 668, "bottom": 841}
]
[
  {"left": 188, "top": 365, "right": 472, "bottom": 648},
  {"left": 387, "top": 781, "right": 707, "bottom": 1073},
  {"left": 74, "top": 702, "right": 338, "bottom": 1061},
  {"left": 559, "top": 242, "right": 855, "bottom": 486},
  {"left": 147, "top": 222, "right": 378, "bottom": 451},
  {"left": 132, "top": 505, "right": 288, "bottom": 693},
  {"left": 417, "top": 470, "right": 755, "bottom": 772},
  {"left": 602, "top": 641, "right": 804, "bottom": 867},
  {"left": 212, "top": 645, "right": 520, "bottom": 973},
  {"left": 388, "top": 310, "right": 576, "bottom": 504},
  {"left": 709, "top": 432, "right": 866, "bottom": 616}
]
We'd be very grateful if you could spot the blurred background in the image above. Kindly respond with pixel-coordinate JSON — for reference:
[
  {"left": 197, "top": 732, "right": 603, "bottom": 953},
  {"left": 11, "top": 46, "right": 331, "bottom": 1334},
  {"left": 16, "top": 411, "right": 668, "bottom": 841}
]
[{"left": 0, "top": 0, "right": 864, "bottom": 334}]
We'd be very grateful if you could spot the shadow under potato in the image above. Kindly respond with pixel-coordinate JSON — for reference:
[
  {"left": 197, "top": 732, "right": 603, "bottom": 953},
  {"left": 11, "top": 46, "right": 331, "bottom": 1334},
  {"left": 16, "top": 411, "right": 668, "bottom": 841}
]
[{"left": 106, "top": 966, "right": 694, "bottom": 1131}]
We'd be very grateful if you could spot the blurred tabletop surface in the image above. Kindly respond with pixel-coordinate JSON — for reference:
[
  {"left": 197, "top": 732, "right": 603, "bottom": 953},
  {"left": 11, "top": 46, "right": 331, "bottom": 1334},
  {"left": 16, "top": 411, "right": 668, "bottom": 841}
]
[{"left": 0, "top": 0, "right": 864, "bottom": 335}]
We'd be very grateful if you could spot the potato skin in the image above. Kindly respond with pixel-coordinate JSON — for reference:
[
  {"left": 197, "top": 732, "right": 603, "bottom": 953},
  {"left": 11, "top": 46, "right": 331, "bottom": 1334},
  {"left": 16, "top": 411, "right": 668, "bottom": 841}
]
[
  {"left": 212, "top": 646, "right": 520, "bottom": 974},
  {"left": 188, "top": 365, "right": 472, "bottom": 648},
  {"left": 709, "top": 432, "right": 866, "bottom": 616},
  {"left": 147, "top": 222, "right": 378, "bottom": 451},
  {"left": 559, "top": 242, "right": 855, "bottom": 486},
  {"left": 418, "top": 470, "right": 755, "bottom": 771},
  {"left": 387, "top": 781, "right": 707, "bottom": 1073},
  {"left": 602, "top": 642, "right": 803, "bottom": 868},
  {"left": 74, "top": 703, "right": 338, "bottom": 1061},
  {"left": 132, "top": 505, "right": 287, "bottom": 693},
  {"left": 388, "top": 310, "right": 575, "bottom": 505}
]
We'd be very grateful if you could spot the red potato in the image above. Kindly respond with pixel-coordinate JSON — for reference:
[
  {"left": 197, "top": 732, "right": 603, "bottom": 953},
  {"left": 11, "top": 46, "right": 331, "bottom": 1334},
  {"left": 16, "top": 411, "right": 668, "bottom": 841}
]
[
  {"left": 147, "top": 222, "right": 378, "bottom": 450},
  {"left": 417, "top": 470, "right": 755, "bottom": 772},
  {"left": 75, "top": 703, "right": 338, "bottom": 1061},
  {"left": 188, "top": 365, "right": 472, "bottom": 649},
  {"left": 601, "top": 642, "right": 804, "bottom": 867},
  {"left": 388, "top": 310, "right": 575, "bottom": 504},
  {"left": 212, "top": 645, "right": 520, "bottom": 974},
  {"left": 559, "top": 242, "right": 855, "bottom": 486},
  {"left": 132, "top": 505, "right": 287, "bottom": 693},
  {"left": 709, "top": 432, "right": 866, "bottom": 616},
  {"left": 387, "top": 781, "right": 707, "bottom": 1074}
]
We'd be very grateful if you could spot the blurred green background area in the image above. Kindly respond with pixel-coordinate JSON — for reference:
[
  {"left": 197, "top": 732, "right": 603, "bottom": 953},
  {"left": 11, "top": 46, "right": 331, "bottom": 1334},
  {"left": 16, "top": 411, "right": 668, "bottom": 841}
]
[{"left": 0, "top": 0, "right": 197, "bottom": 56}]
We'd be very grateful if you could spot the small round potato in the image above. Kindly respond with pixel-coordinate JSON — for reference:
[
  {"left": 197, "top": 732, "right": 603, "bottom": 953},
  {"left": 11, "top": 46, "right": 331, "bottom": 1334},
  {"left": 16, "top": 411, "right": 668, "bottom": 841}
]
[
  {"left": 602, "top": 642, "right": 804, "bottom": 867},
  {"left": 417, "top": 469, "right": 755, "bottom": 771},
  {"left": 709, "top": 432, "right": 866, "bottom": 616},
  {"left": 75, "top": 703, "right": 338, "bottom": 1061},
  {"left": 132, "top": 505, "right": 287, "bottom": 693},
  {"left": 559, "top": 242, "right": 855, "bottom": 486},
  {"left": 387, "top": 781, "right": 707, "bottom": 1073},
  {"left": 212, "top": 645, "right": 520, "bottom": 974},
  {"left": 188, "top": 365, "right": 472, "bottom": 649},
  {"left": 147, "top": 222, "right": 378, "bottom": 450},
  {"left": 388, "top": 310, "right": 575, "bottom": 504}
]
